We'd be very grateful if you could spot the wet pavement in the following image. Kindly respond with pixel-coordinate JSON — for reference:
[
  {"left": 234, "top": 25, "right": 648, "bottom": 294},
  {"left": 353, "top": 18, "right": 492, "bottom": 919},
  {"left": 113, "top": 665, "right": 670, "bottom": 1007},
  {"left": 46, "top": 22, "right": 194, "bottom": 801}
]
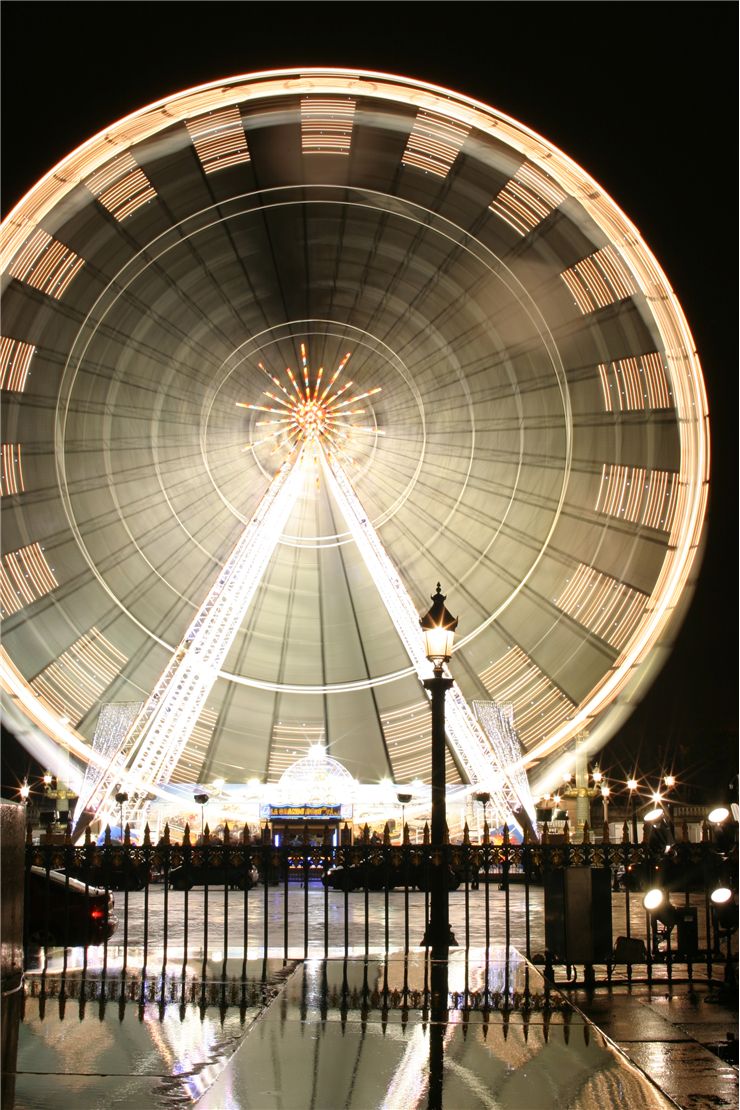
[
  {"left": 568, "top": 981, "right": 738, "bottom": 1109},
  {"left": 6, "top": 885, "right": 737, "bottom": 1108},
  {"left": 12, "top": 948, "right": 680, "bottom": 1110},
  {"left": 74, "top": 882, "right": 716, "bottom": 963}
]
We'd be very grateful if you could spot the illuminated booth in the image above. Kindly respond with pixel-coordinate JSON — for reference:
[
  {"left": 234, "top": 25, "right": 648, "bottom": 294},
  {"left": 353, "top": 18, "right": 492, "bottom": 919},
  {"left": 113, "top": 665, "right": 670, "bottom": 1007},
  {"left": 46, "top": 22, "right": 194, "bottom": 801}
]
[{"left": 263, "top": 746, "right": 354, "bottom": 846}]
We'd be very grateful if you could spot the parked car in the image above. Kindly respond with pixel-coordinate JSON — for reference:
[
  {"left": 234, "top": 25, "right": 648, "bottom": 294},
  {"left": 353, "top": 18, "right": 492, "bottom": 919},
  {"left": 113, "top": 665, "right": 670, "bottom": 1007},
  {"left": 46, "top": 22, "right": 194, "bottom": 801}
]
[
  {"left": 322, "top": 859, "right": 464, "bottom": 892},
  {"left": 168, "top": 859, "right": 259, "bottom": 891},
  {"left": 26, "top": 867, "right": 117, "bottom": 946}
]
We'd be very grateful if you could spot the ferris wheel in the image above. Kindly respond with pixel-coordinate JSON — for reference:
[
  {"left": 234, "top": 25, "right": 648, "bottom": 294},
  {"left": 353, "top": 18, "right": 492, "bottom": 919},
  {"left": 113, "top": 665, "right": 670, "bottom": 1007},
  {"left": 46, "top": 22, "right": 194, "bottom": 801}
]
[{"left": 0, "top": 70, "right": 708, "bottom": 828}]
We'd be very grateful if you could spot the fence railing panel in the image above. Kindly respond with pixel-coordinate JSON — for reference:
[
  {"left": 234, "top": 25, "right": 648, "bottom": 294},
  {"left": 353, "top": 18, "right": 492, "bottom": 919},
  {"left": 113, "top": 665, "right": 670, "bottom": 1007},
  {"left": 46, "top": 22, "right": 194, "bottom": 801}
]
[{"left": 24, "top": 830, "right": 737, "bottom": 989}]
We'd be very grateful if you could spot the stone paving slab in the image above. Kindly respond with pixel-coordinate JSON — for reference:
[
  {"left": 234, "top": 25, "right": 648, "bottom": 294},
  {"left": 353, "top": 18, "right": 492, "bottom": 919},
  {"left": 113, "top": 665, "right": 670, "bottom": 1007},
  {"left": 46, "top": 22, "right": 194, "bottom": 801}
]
[
  {"left": 624, "top": 1042, "right": 738, "bottom": 1110},
  {"left": 567, "top": 984, "right": 738, "bottom": 1110}
]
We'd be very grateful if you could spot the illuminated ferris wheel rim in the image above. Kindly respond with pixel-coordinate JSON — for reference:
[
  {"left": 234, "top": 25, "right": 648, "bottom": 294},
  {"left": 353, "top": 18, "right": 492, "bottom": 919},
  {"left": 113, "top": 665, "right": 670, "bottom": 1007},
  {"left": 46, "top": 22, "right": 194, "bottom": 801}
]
[
  {"left": 52, "top": 184, "right": 571, "bottom": 652},
  {"left": 0, "top": 67, "right": 709, "bottom": 785}
]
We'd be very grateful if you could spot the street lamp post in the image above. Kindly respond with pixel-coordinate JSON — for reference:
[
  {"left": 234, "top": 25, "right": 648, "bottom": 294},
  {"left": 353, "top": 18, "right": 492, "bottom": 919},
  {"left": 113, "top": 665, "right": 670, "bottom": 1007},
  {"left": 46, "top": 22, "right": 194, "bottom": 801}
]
[
  {"left": 627, "top": 778, "right": 638, "bottom": 843},
  {"left": 114, "top": 790, "right": 129, "bottom": 839},
  {"left": 194, "top": 793, "right": 209, "bottom": 838},
  {"left": 663, "top": 774, "right": 676, "bottom": 832},
  {"left": 420, "top": 584, "right": 458, "bottom": 953},
  {"left": 601, "top": 784, "right": 610, "bottom": 827},
  {"left": 474, "top": 791, "right": 491, "bottom": 839},
  {"left": 396, "top": 793, "right": 412, "bottom": 842}
]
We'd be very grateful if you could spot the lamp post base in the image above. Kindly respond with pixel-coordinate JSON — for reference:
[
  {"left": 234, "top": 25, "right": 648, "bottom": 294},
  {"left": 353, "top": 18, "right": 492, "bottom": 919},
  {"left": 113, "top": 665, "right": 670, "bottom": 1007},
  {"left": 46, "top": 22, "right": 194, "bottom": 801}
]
[{"left": 420, "top": 925, "right": 459, "bottom": 947}]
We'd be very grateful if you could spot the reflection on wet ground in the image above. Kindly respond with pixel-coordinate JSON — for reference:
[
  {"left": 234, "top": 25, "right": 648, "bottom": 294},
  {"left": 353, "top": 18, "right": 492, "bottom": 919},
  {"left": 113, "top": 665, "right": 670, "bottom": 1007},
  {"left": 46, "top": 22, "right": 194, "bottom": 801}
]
[{"left": 11, "top": 947, "right": 680, "bottom": 1109}]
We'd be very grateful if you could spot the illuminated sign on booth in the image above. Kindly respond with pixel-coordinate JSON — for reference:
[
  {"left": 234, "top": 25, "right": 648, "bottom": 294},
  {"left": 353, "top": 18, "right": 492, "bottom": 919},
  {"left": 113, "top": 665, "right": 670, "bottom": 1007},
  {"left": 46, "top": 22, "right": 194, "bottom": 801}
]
[{"left": 264, "top": 804, "right": 343, "bottom": 821}]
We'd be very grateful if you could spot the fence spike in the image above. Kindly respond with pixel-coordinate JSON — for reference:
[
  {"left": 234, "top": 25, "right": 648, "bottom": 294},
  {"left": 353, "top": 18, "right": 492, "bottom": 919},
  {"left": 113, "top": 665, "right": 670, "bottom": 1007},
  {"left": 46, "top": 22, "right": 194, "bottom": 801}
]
[
  {"left": 242, "top": 823, "right": 251, "bottom": 845},
  {"left": 84, "top": 825, "right": 92, "bottom": 846},
  {"left": 462, "top": 822, "right": 470, "bottom": 846},
  {"left": 562, "top": 816, "right": 570, "bottom": 844},
  {"left": 622, "top": 821, "right": 629, "bottom": 844},
  {"left": 341, "top": 823, "right": 351, "bottom": 846},
  {"left": 383, "top": 822, "right": 391, "bottom": 846},
  {"left": 483, "top": 819, "right": 490, "bottom": 845},
  {"left": 423, "top": 822, "right": 429, "bottom": 845},
  {"left": 183, "top": 823, "right": 191, "bottom": 846},
  {"left": 124, "top": 823, "right": 131, "bottom": 845},
  {"left": 103, "top": 824, "right": 111, "bottom": 845},
  {"left": 362, "top": 824, "right": 370, "bottom": 844},
  {"left": 223, "top": 822, "right": 230, "bottom": 843},
  {"left": 581, "top": 820, "right": 590, "bottom": 844},
  {"left": 701, "top": 820, "right": 710, "bottom": 842},
  {"left": 203, "top": 823, "right": 211, "bottom": 843},
  {"left": 261, "top": 823, "right": 271, "bottom": 844},
  {"left": 403, "top": 821, "right": 410, "bottom": 846},
  {"left": 602, "top": 820, "right": 610, "bottom": 844},
  {"left": 541, "top": 821, "right": 549, "bottom": 844},
  {"left": 162, "top": 822, "right": 170, "bottom": 844},
  {"left": 323, "top": 824, "right": 332, "bottom": 846},
  {"left": 502, "top": 823, "right": 510, "bottom": 845},
  {"left": 64, "top": 822, "right": 72, "bottom": 845},
  {"left": 143, "top": 823, "right": 151, "bottom": 846}
]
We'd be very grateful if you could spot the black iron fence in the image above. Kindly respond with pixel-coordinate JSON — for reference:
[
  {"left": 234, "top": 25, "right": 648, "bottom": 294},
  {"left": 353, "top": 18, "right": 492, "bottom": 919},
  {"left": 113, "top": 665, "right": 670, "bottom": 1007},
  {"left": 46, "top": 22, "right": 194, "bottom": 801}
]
[{"left": 24, "top": 820, "right": 738, "bottom": 989}]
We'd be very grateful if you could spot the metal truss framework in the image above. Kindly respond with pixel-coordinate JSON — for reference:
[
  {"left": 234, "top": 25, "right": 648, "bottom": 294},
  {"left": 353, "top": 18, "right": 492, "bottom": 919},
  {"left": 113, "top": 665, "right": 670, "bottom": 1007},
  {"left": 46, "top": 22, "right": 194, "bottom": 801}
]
[
  {"left": 76, "top": 454, "right": 306, "bottom": 828},
  {"left": 79, "top": 446, "right": 528, "bottom": 832}
]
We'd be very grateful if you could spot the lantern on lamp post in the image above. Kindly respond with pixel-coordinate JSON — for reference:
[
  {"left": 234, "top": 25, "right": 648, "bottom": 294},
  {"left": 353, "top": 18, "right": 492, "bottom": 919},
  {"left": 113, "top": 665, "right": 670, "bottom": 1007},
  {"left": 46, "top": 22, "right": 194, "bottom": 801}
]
[{"left": 420, "top": 583, "right": 458, "bottom": 952}]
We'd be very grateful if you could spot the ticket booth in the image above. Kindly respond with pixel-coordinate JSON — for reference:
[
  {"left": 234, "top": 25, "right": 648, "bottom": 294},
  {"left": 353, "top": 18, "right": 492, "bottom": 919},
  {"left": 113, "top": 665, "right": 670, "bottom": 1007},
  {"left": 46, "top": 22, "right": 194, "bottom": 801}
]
[{"left": 267, "top": 804, "right": 344, "bottom": 847}]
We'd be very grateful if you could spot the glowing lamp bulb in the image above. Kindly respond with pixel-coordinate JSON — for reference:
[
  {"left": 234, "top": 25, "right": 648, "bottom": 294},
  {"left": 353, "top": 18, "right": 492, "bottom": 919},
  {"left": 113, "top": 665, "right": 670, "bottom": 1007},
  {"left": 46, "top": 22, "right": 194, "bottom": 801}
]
[
  {"left": 711, "top": 886, "right": 733, "bottom": 905},
  {"left": 420, "top": 584, "right": 457, "bottom": 667},
  {"left": 643, "top": 888, "right": 664, "bottom": 911}
]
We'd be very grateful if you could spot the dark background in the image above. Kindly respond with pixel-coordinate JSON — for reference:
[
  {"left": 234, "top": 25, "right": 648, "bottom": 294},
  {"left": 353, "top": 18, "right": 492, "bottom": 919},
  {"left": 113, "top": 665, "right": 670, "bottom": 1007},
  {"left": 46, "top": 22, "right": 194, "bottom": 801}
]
[{"left": 1, "top": 2, "right": 737, "bottom": 803}]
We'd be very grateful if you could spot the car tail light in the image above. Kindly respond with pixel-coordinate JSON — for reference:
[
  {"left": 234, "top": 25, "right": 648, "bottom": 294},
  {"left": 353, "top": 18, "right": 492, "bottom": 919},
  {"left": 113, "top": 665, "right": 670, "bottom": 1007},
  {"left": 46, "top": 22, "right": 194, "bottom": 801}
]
[{"left": 90, "top": 907, "right": 105, "bottom": 921}]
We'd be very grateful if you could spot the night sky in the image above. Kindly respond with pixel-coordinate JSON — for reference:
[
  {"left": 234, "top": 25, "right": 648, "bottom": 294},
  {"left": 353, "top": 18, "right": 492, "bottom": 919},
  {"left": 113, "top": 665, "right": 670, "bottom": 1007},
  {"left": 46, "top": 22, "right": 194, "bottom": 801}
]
[{"left": 1, "top": 3, "right": 736, "bottom": 801}]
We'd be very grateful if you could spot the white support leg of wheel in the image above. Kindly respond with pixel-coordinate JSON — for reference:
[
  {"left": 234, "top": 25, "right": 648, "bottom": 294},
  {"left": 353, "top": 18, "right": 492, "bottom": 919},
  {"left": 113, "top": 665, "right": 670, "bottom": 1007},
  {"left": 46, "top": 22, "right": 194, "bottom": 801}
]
[
  {"left": 320, "top": 448, "right": 525, "bottom": 822},
  {"left": 77, "top": 453, "right": 306, "bottom": 828}
]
